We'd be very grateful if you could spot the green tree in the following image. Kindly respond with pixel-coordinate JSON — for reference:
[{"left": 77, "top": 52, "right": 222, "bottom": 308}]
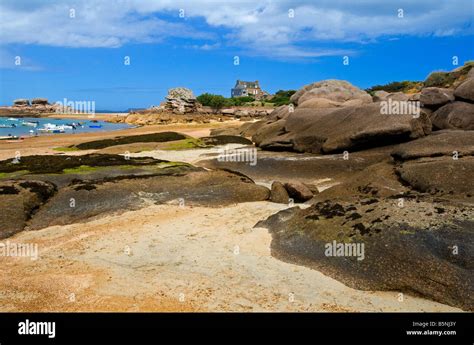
[
  {"left": 196, "top": 93, "right": 215, "bottom": 106},
  {"left": 208, "top": 95, "right": 228, "bottom": 112}
]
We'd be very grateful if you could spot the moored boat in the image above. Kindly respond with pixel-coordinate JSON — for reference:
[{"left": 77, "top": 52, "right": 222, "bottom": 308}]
[{"left": 21, "top": 121, "right": 39, "bottom": 127}]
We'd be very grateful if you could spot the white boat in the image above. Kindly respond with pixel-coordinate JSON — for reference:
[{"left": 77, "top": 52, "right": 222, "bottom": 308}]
[
  {"left": 0, "top": 124, "right": 16, "bottom": 128},
  {"left": 21, "top": 121, "right": 39, "bottom": 127},
  {"left": 7, "top": 118, "right": 19, "bottom": 121},
  {"left": 38, "top": 123, "right": 66, "bottom": 133}
]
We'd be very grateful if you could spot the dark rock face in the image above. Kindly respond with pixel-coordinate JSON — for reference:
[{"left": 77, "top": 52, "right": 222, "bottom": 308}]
[
  {"left": 0, "top": 180, "right": 56, "bottom": 239},
  {"left": 0, "top": 154, "right": 270, "bottom": 234},
  {"left": 270, "top": 181, "right": 290, "bottom": 204},
  {"left": 420, "top": 87, "right": 454, "bottom": 108},
  {"left": 391, "top": 131, "right": 474, "bottom": 199},
  {"left": 13, "top": 99, "right": 30, "bottom": 106},
  {"left": 31, "top": 98, "right": 49, "bottom": 105},
  {"left": 283, "top": 182, "right": 314, "bottom": 202},
  {"left": 396, "top": 156, "right": 474, "bottom": 196},
  {"left": 74, "top": 132, "right": 187, "bottom": 150},
  {"left": 27, "top": 170, "right": 269, "bottom": 230},
  {"left": 254, "top": 130, "right": 474, "bottom": 310},
  {"left": 454, "top": 78, "right": 474, "bottom": 102},
  {"left": 0, "top": 154, "right": 166, "bottom": 174},
  {"left": 257, "top": 198, "right": 473, "bottom": 311},
  {"left": 431, "top": 101, "right": 474, "bottom": 130},
  {"left": 391, "top": 130, "right": 474, "bottom": 161}
]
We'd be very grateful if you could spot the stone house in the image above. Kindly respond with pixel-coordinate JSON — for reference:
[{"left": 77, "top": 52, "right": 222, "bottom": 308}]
[{"left": 231, "top": 80, "right": 269, "bottom": 99}]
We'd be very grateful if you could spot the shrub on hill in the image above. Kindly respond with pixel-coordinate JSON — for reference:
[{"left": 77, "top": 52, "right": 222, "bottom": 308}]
[
  {"left": 269, "top": 90, "right": 296, "bottom": 106},
  {"left": 366, "top": 81, "right": 422, "bottom": 95}
]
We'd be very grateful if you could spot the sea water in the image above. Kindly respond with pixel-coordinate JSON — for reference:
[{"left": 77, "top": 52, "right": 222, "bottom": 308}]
[{"left": 0, "top": 117, "right": 132, "bottom": 138}]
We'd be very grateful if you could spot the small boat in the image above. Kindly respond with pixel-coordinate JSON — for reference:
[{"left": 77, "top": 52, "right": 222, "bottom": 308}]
[
  {"left": 0, "top": 135, "right": 20, "bottom": 141},
  {"left": 89, "top": 124, "right": 102, "bottom": 128},
  {"left": 7, "top": 118, "right": 19, "bottom": 121},
  {"left": 0, "top": 123, "right": 16, "bottom": 128},
  {"left": 38, "top": 123, "right": 66, "bottom": 133},
  {"left": 21, "top": 121, "right": 39, "bottom": 127}
]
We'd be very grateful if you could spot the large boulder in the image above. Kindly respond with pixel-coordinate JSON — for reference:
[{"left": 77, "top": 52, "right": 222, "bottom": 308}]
[
  {"left": 13, "top": 99, "right": 30, "bottom": 106},
  {"left": 372, "top": 90, "right": 390, "bottom": 102},
  {"left": 391, "top": 130, "right": 474, "bottom": 161},
  {"left": 270, "top": 181, "right": 290, "bottom": 204},
  {"left": 31, "top": 98, "right": 49, "bottom": 105},
  {"left": 397, "top": 156, "right": 474, "bottom": 197},
  {"left": 298, "top": 97, "right": 342, "bottom": 109},
  {"left": 454, "top": 78, "right": 474, "bottom": 102},
  {"left": 251, "top": 119, "right": 287, "bottom": 147},
  {"left": 256, "top": 151, "right": 474, "bottom": 310},
  {"left": 266, "top": 105, "right": 291, "bottom": 121},
  {"left": 290, "top": 80, "right": 372, "bottom": 106},
  {"left": 420, "top": 87, "right": 455, "bottom": 108},
  {"left": 283, "top": 182, "right": 314, "bottom": 202},
  {"left": 257, "top": 197, "right": 474, "bottom": 311},
  {"left": 255, "top": 103, "right": 431, "bottom": 153},
  {"left": 430, "top": 101, "right": 474, "bottom": 130},
  {"left": 164, "top": 87, "right": 200, "bottom": 114}
]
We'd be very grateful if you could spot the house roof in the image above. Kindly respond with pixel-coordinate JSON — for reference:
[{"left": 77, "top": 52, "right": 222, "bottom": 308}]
[{"left": 235, "top": 80, "right": 260, "bottom": 89}]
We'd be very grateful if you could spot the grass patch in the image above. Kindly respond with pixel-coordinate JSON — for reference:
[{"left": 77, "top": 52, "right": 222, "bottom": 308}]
[
  {"left": 62, "top": 165, "right": 101, "bottom": 174},
  {"left": 53, "top": 146, "right": 79, "bottom": 152},
  {"left": 0, "top": 170, "right": 30, "bottom": 179},
  {"left": 162, "top": 138, "right": 208, "bottom": 150}
]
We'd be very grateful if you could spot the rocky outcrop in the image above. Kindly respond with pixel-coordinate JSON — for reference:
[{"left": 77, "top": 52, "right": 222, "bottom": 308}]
[
  {"left": 31, "top": 98, "right": 49, "bottom": 105},
  {"left": 420, "top": 87, "right": 454, "bottom": 108},
  {"left": 454, "top": 78, "right": 474, "bottom": 103},
  {"left": 391, "top": 130, "right": 474, "bottom": 160},
  {"left": 257, "top": 196, "right": 473, "bottom": 311},
  {"left": 431, "top": 101, "right": 474, "bottom": 130},
  {"left": 253, "top": 103, "right": 431, "bottom": 153},
  {"left": 0, "top": 154, "right": 270, "bottom": 233},
  {"left": 1, "top": 98, "right": 62, "bottom": 115},
  {"left": 256, "top": 144, "right": 474, "bottom": 310},
  {"left": 13, "top": 99, "right": 30, "bottom": 106},
  {"left": 391, "top": 131, "right": 474, "bottom": 199},
  {"left": 289, "top": 80, "right": 373, "bottom": 107},
  {"left": 397, "top": 156, "right": 474, "bottom": 196},
  {"left": 163, "top": 87, "right": 201, "bottom": 114}
]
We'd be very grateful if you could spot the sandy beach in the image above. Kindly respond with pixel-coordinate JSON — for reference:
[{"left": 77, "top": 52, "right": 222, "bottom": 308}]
[{"left": 0, "top": 202, "right": 460, "bottom": 312}]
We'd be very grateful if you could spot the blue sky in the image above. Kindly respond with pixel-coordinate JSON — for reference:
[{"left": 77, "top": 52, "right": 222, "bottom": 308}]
[{"left": 0, "top": 0, "right": 473, "bottom": 110}]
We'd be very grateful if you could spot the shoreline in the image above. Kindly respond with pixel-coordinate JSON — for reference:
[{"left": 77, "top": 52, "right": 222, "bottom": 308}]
[
  {"left": 0, "top": 121, "right": 242, "bottom": 160},
  {"left": 0, "top": 112, "right": 128, "bottom": 122}
]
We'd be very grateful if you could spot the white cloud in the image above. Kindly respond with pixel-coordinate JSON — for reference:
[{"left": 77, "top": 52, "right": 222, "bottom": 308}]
[{"left": 0, "top": 0, "right": 472, "bottom": 58}]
